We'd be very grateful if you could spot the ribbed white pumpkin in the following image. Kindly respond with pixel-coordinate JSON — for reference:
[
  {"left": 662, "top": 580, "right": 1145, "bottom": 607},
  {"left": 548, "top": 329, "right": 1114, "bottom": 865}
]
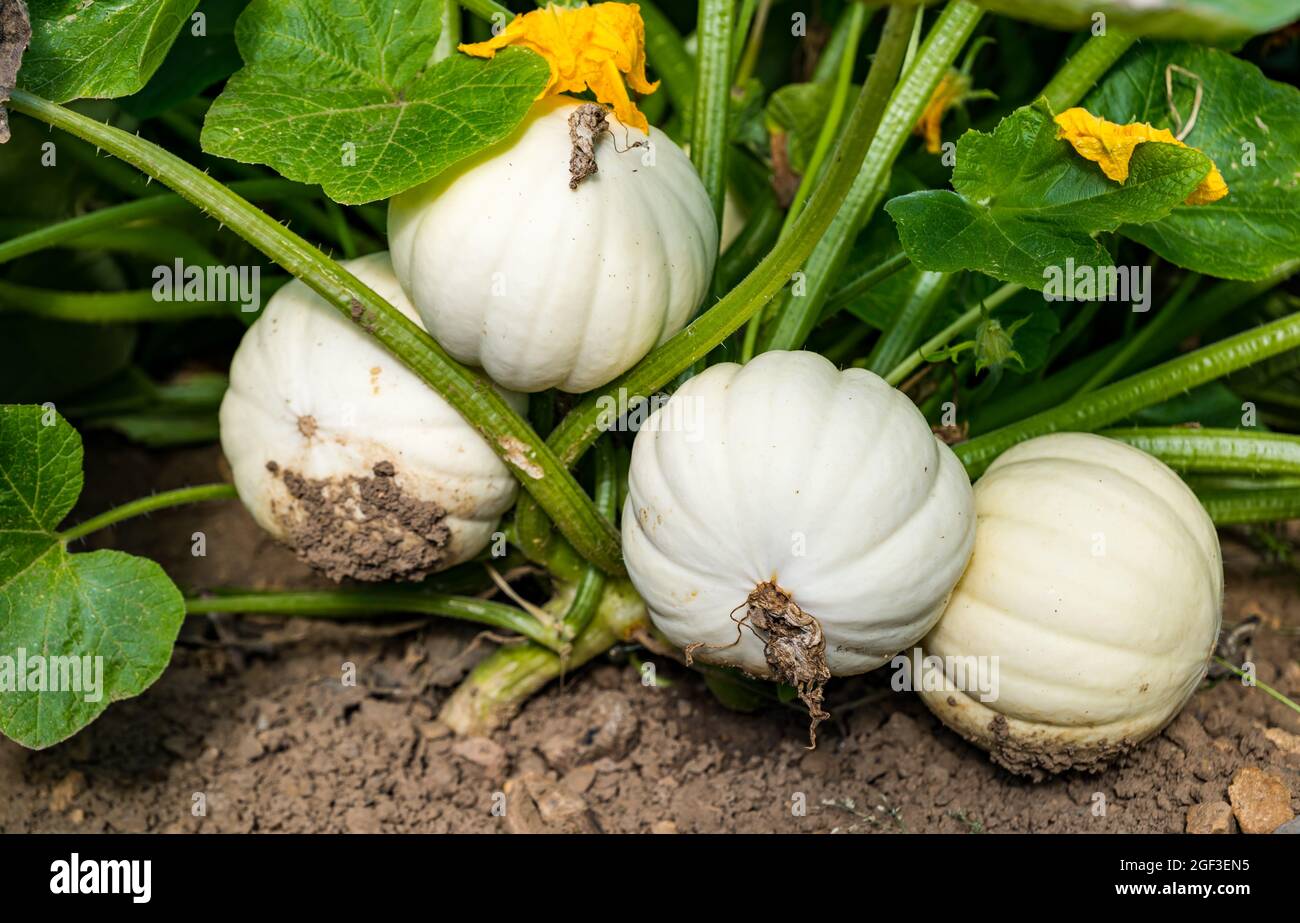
[
  {"left": 622, "top": 351, "right": 977, "bottom": 688},
  {"left": 219, "top": 252, "right": 523, "bottom": 581},
  {"left": 918, "top": 433, "right": 1223, "bottom": 777},
  {"left": 388, "top": 97, "right": 718, "bottom": 393}
]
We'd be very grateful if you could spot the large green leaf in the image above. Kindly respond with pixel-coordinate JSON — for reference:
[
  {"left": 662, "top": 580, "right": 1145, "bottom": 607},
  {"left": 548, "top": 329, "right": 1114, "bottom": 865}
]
[
  {"left": 970, "top": 0, "right": 1300, "bottom": 44},
  {"left": 885, "top": 100, "right": 1212, "bottom": 291},
  {"left": 1085, "top": 43, "right": 1300, "bottom": 281},
  {"left": 766, "top": 81, "right": 849, "bottom": 174},
  {"left": 120, "top": 0, "right": 250, "bottom": 119},
  {"left": 200, "top": 0, "right": 549, "bottom": 204},
  {"left": 0, "top": 405, "right": 184, "bottom": 749},
  {"left": 19, "top": 0, "right": 199, "bottom": 103}
]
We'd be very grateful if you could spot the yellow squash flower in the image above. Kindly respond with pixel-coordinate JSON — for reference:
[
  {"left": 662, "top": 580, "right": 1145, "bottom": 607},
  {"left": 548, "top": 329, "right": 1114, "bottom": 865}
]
[
  {"left": 460, "top": 2, "right": 659, "bottom": 134},
  {"left": 1053, "top": 107, "right": 1228, "bottom": 206},
  {"left": 914, "top": 71, "right": 971, "bottom": 154}
]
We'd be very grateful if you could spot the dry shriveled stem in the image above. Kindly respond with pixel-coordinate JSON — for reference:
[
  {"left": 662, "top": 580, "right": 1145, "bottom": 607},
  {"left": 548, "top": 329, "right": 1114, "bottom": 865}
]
[{"left": 686, "top": 581, "right": 831, "bottom": 748}]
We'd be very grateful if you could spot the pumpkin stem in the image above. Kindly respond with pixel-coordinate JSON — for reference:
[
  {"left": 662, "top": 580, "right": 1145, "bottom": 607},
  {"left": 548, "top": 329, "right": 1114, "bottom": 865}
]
[
  {"left": 568, "top": 103, "right": 608, "bottom": 189},
  {"left": 685, "top": 580, "right": 832, "bottom": 749}
]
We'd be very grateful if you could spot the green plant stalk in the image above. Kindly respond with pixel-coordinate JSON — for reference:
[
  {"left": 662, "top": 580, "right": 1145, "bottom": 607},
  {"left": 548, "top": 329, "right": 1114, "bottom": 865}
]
[
  {"left": 716, "top": 193, "right": 782, "bottom": 290},
  {"left": 761, "top": 0, "right": 983, "bottom": 355},
  {"left": 955, "top": 311, "right": 1300, "bottom": 478},
  {"left": 1103, "top": 428, "right": 1300, "bottom": 476},
  {"left": 1212, "top": 657, "right": 1300, "bottom": 716},
  {"left": 542, "top": 4, "right": 919, "bottom": 476},
  {"left": 733, "top": 0, "right": 772, "bottom": 86},
  {"left": 1201, "top": 487, "right": 1300, "bottom": 525},
  {"left": 460, "top": 0, "right": 510, "bottom": 23},
  {"left": 731, "top": 0, "right": 758, "bottom": 78},
  {"left": 692, "top": 0, "right": 734, "bottom": 232},
  {"left": 639, "top": 0, "right": 697, "bottom": 129},
  {"left": 186, "top": 589, "right": 562, "bottom": 652},
  {"left": 883, "top": 282, "right": 1021, "bottom": 386},
  {"left": 779, "top": 2, "right": 868, "bottom": 235},
  {"left": 1076, "top": 273, "right": 1200, "bottom": 397},
  {"left": 822, "top": 251, "right": 911, "bottom": 317},
  {"left": 865, "top": 271, "right": 952, "bottom": 375},
  {"left": 0, "top": 179, "right": 311, "bottom": 265},
  {"left": 0, "top": 222, "right": 219, "bottom": 267},
  {"left": 9, "top": 90, "right": 623, "bottom": 576},
  {"left": 1041, "top": 28, "right": 1137, "bottom": 112},
  {"left": 440, "top": 579, "right": 648, "bottom": 735},
  {"left": 561, "top": 439, "right": 619, "bottom": 642},
  {"left": 60, "top": 484, "right": 238, "bottom": 542},
  {"left": 0, "top": 279, "right": 244, "bottom": 322}
]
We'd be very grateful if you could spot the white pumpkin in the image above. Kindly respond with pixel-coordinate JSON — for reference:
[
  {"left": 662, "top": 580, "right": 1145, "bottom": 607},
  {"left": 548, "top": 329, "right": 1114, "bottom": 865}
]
[
  {"left": 622, "top": 350, "right": 976, "bottom": 736},
  {"left": 918, "top": 432, "right": 1223, "bottom": 777},
  {"left": 388, "top": 97, "right": 718, "bottom": 394},
  {"left": 219, "top": 251, "right": 524, "bottom": 582}
]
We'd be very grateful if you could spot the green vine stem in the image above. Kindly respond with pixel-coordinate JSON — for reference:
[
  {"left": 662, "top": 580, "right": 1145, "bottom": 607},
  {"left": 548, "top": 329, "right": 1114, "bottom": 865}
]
[
  {"left": 9, "top": 90, "right": 624, "bottom": 576},
  {"left": 760, "top": 0, "right": 984, "bottom": 355},
  {"left": 1211, "top": 657, "right": 1300, "bottom": 715},
  {"left": 733, "top": 0, "right": 772, "bottom": 86},
  {"left": 543, "top": 3, "right": 920, "bottom": 474},
  {"left": 883, "top": 282, "right": 1022, "bottom": 386},
  {"left": 1075, "top": 272, "right": 1200, "bottom": 397},
  {"left": 864, "top": 270, "right": 952, "bottom": 375},
  {"left": 780, "top": 1, "right": 868, "bottom": 232},
  {"left": 440, "top": 579, "right": 649, "bottom": 735},
  {"left": 186, "top": 588, "right": 562, "bottom": 653},
  {"left": 691, "top": 0, "right": 734, "bottom": 231},
  {"left": 1200, "top": 488, "right": 1300, "bottom": 526},
  {"left": 955, "top": 311, "right": 1300, "bottom": 478},
  {"left": 0, "top": 279, "right": 252, "bottom": 322},
  {"left": 60, "top": 483, "right": 238, "bottom": 542},
  {"left": 0, "top": 178, "right": 309, "bottom": 265},
  {"left": 460, "top": 0, "right": 510, "bottom": 22},
  {"left": 1102, "top": 428, "right": 1300, "bottom": 476},
  {"left": 822, "top": 251, "right": 911, "bottom": 317},
  {"left": 1041, "top": 28, "right": 1137, "bottom": 112},
  {"left": 561, "top": 440, "right": 618, "bottom": 642}
]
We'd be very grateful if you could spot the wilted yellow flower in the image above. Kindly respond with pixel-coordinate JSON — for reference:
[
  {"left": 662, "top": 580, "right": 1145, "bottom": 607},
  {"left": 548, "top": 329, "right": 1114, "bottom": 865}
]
[
  {"left": 1053, "top": 107, "right": 1228, "bottom": 206},
  {"left": 460, "top": 2, "right": 659, "bottom": 133},
  {"left": 915, "top": 71, "right": 971, "bottom": 154}
]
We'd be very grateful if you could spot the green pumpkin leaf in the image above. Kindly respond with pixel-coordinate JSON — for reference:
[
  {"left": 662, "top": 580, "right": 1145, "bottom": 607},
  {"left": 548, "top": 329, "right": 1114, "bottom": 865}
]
[
  {"left": 885, "top": 99, "right": 1212, "bottom": 291},
  {"left": 1084, "top": 43, "right": 1300, "bottom": 281},
  {"left": 969, "top": 0, "right": 1300, "bottom": 44},
  {"left": 120, "top": 0, "right": 250, "bottom": 119},
  {"left": 200, "top": 0, "right": 549, "bottom": 204},
  {"left": 766, "top": 81, "right": 851, "bottom": 174},
  {"left": 0, "top": 405, "right": 184, "bottom": 749},
  {"left": 20, "top": 0, "right": 200, "bottom": 103}
]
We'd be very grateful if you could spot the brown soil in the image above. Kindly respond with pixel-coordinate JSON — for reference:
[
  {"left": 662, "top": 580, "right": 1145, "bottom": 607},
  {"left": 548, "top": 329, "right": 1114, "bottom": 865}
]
[{"left": 2, "top": 440, "right": 1298, "bottom": 834}]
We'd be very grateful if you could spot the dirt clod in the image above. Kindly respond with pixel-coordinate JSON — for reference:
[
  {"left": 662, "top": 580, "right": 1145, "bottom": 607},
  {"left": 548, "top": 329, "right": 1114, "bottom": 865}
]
[
  {"left": 1228, "top": 766, "right": 1295, "bottom": 833},
  {"left": 1186, "top": 801, "right": 1235, "bottom": 834},
  {"left": 268, "top": 460, "right": 450, "bottom": 582},
  {"left": 568, "top": 103, "right": 608, "bottom": 189}
]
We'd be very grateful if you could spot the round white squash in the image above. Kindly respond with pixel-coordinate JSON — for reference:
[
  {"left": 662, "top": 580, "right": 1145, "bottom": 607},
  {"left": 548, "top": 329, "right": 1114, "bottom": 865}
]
[
  {"left": 918, "top": 432, "right": 1223, "bottom": 777},
  {"left": 622, "top": 350, "right": 976, "bottom": 738},
  {"left": 219, "top": 251, "right": 524, "bottom": 582},
  {"left": 388, "top": 97, "right": 718, "bottom": 394}
]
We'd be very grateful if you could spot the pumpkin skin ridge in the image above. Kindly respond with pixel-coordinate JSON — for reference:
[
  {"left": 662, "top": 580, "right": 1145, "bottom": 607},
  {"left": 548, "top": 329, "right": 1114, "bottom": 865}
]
[
  {"left": 983, "top": 449, "right": 1220, "bottom": 584},
  {"left": 917, "top": 432, "right": 1222, "bottom": 776},
  {"left": 219, "top": 252, "right": 525, "bottom": 580},
  {"left": 621, "top": 351, "right": 976, "bottom": 680},
  {"left": 389, "top": 96, "right": 718, "bottom": 393}
]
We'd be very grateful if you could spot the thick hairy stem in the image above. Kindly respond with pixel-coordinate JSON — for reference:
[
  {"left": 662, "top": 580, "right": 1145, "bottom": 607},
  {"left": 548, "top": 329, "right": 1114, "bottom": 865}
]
[
  {"left": 439, "top": 580, "right": 647, "bottom": 736},
  {"left": 8, "top": 90, "right": 623, "bottom": 576}
]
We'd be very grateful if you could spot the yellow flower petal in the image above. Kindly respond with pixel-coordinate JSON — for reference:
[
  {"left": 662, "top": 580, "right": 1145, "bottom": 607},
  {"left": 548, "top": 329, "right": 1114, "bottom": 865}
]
[
  {"left": 459, "top": 2, "right": 659, "bottom": 133},
  {"left": 1053, "top": 107, "right": 1228, "bottom": 206},
  {"left": 914, "top": 71, "right": 970, "bottom": 154}
]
